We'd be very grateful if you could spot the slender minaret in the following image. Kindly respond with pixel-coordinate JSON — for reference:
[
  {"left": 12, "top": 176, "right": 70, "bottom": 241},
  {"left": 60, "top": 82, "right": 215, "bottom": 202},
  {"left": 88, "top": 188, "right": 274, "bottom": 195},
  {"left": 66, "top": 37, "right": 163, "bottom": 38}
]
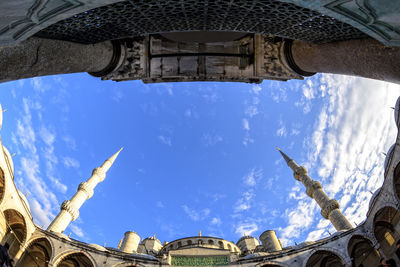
[
  {"left": 277, "top": 148, "right": 352, "bottom": 231},
  {"left": 48, "top": 148, "right": 123, "bottom": 233}
]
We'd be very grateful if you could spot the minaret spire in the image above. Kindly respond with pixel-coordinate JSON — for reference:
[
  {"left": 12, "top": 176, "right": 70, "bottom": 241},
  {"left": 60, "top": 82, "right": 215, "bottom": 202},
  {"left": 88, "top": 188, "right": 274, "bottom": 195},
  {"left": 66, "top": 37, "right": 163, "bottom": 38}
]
[
  {"left": 277, "top": 149, "right": 352, "bottom": 231},
  {"left": 47, "top": 148, "right": 123, "bottom": 233}
]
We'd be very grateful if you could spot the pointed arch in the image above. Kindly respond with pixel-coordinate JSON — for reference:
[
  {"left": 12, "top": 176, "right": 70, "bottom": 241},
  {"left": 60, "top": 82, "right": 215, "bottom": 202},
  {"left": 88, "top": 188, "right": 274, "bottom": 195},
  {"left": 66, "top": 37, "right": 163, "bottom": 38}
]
[
  {"left": 373, "top": 206, "right": 400, "bottom": 257},
  {"left": 305, "top": 250, "right": 345, "bottom": 267},
  {"left": 54, "top": 251, "right": 96, "bottom": 267},
  {"left": 1, "top": 209, "right": 27, "bottom": 259},
  {"left": 17, "top": 237, "right": 53, "bottom": 267},
  {"left": 347, "top": 235, "right": 380, "bottom": 267}
]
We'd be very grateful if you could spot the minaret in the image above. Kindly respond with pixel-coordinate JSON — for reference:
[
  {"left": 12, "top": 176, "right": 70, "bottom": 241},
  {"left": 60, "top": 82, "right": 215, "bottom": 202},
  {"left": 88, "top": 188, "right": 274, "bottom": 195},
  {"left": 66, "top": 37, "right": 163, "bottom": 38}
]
[
  {"left": 277, "top": 148, "right": 352, "bottom": 231},
  {"left": 48, "top": 148, "right": 123, "bottom": 233}
]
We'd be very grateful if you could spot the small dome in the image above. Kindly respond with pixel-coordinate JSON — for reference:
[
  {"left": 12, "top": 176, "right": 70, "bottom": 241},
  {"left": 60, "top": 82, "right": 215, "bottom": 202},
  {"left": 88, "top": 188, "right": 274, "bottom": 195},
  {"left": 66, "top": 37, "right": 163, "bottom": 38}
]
[
  {"left": 17, "top": 190, "right": 30, "bottom": 212},
  {"left": 237, "top": 235, "right": 257, "bottom": 244},
  {"left": 395, "top": 96, "right": 400, "bottom": 128}
]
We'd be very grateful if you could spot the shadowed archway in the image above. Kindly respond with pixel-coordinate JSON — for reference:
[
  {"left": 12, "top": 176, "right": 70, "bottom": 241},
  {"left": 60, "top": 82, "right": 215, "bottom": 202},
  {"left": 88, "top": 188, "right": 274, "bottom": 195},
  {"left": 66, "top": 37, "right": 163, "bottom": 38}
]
[
  {"left": 56, "top": 252, "right": 95, "bottom": 267},
  {"left": 347, "top": 235, "right": 380, "bottom": 267},
  {"left": 373, "top": 206, "right": 400, "bottom": 257},
  {"left": 306, "top": 250, "right": 344, "bottom": 267},
  {"left": 1, "top": 209, "right": 27, "bottom": 259},
  {"left": 17, "top": 238, "right": 52, "bottom": 267}
]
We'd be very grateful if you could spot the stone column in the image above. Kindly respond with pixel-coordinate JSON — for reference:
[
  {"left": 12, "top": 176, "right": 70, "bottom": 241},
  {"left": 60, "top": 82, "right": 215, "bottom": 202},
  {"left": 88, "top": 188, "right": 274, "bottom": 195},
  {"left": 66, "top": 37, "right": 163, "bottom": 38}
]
[
  {"left": 0, "top": 37, "right": 116, "bottom": 83},
  {"left": 290, "top": 38, "right": 400, "bottom": 84},
  {"left": 259, "top": 230, "right": 282, "bottom": 252},
  {"left": 278, "top": 149, "right": 353, "bottom": 231},
  {"left": 47, "top": 148, "right": 122, "bottom": 233}
]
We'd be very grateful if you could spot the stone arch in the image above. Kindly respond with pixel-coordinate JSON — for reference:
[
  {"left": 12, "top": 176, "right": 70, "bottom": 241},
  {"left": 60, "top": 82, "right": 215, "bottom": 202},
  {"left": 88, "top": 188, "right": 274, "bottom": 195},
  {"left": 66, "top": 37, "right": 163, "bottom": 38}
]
[
  {"left": 53, "top": 250, "right": 96, "bottom": 267},
  {"left": 373, "top": 206, "right": 400, "bottom": 257},
  {"left": 393, "top": 161, "right": 400, "bottom": 201},
  {"left": 218, "top": 241, "right": 224, "bottom": 249},
  {"left": 227, "top": 243, "right": 232, "bottom": 251},
  {"left": 1, "top": 209, "right": 27, "bottom": 259},
  {"left": 208, "top": 239, "right": 214, "bottom": 245},
  {"left": 17, "top": 237, "right": 53, "bottom": 267},
  {"left": 305, "top": 249, "right": 346, "bottom": 267},
  {"left": 347, "top": 235, "right": 380, "bottom": 267}
]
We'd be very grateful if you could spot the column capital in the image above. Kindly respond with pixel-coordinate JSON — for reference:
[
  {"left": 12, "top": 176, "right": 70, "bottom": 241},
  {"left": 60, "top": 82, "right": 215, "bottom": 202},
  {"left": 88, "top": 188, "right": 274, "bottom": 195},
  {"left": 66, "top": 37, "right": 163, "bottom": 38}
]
[
  {"left": 78, "top": 182, "right": 94, "bottom": 199},
  {"left": 321, "top": 199, "right": 340, "bottom": 219},
  {"left": 61, "top": 200, "right": 79, "bottom": 221}
]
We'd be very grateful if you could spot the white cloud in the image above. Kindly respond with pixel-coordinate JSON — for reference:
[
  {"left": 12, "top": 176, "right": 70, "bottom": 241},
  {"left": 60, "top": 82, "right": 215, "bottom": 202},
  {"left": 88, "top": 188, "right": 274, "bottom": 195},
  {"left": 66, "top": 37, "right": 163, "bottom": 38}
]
[
  {"left": 235, "top": 222, "right": 258, "bottom": 236},
  {"left": 202, "top": 133, "right": 223, "bottom": 146},
  {"left": 156, "top": 201, "right": 164, "bottom": 208},
  {"left": 62, "top": 156, "right": 80, "bottom": 169},
  {"left": 182, "top": 205, "right": 210, "bottom": 221},
  {"left": 70, "top": 224, "right": 85, "bottom": 238},
  {"left": 210, "top": 217, "right": 222, "bottom": 227},
  {"left": 62, "top": 135, "right": 77, "bottom": 150},
  {"left": 243, "top": 168, "right": 263, "bottom": 187},
  {"left": 276, "top": 118, "right": 287, "bottom": 137},
  {"left": 279, "top": 74, "right": 400, "bottom": 245},
  {"left": 242, "top": 119, "right": 250, "bottom": 131},
  {"left": 234, "top": 191, "right": 255, "bottom": 213},
  {"left": 158, "top": 135, "right": 172, "bottom": 146}
]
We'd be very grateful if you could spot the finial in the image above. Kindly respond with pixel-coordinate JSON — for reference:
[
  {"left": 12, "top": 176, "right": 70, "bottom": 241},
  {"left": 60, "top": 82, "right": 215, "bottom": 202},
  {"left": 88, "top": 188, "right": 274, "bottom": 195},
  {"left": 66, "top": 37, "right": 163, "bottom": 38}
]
[
  {"left": 117, "top": 238, "right": 123, "bottom": 249},
  {"left": 276, "top": 148, "right": 293, "bottom": 164},
  {"left": 199, "top": 230, "right": 202, "bottom": 237},
  {"left": 153, "top": 234, "right": 156, "bottom": 239},
  {"left": 107, "top": 147, "right": 123, "bottom": 164}
]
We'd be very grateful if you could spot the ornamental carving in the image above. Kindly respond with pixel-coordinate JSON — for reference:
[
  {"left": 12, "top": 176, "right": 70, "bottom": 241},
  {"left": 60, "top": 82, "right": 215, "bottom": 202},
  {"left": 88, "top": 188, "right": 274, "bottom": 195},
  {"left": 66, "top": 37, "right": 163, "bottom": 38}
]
[
  {"left": 61, "top": 200, "right": 79, "bottom": 221},
  {"left": 294, "top": 166, "right": 308, "bottom": 181},
  {"left": 321, "top": 199, "right": 340, "bottom": 219},
  {"left": 78, "top": 182, "right": 94, "bottom": 199}
]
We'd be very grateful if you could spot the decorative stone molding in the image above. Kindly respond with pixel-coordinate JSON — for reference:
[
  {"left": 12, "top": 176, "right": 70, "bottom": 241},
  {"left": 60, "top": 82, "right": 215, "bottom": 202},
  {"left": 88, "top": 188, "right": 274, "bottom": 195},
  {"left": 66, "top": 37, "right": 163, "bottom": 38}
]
[
  {"left": 294, "top": 166, "right": 308, "bottom": 181},
  {"left": 321, "top": 199, "right": 340, "bottom": 219},
  {"left": 101, "top": 34, "right": 304, "bottom": 84},
  {"left": 92, "top": 167, "right": 106, "bottom": 182},
  {"left": 60, "top": 200, "right": 79, "bottom": 221},
  {"left": 306, "top": 181, "right": 322, "bottom": 198},
  {"left": 78, "top": 182, "right": 94, "bottom": 199}
]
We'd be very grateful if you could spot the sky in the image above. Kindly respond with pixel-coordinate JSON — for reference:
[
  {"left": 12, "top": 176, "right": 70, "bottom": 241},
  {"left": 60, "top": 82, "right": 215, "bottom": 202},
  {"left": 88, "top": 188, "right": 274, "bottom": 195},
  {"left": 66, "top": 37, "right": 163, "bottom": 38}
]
[{"left": 0, "top": 72, "right": 399, "bottom": 249}]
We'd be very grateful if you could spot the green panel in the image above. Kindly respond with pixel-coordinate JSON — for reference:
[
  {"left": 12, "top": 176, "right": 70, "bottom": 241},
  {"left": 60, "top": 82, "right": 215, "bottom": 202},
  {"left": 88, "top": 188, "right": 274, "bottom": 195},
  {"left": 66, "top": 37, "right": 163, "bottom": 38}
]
[{"left": 171, "top": 256, "right": 229, "bottom": 266}]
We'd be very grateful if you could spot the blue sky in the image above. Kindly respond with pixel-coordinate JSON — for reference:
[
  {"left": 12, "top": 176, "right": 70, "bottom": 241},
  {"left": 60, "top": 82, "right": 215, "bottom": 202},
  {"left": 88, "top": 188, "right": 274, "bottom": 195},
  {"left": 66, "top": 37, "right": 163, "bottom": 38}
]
[{"left": 0, "top": 73, "right": 399, "bottom": 249}]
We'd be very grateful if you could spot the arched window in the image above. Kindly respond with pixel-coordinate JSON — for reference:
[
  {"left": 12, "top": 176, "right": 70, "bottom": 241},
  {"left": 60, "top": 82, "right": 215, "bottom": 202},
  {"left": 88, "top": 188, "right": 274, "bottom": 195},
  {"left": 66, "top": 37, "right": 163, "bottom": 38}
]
[
  {"left": 306, "top": 250, "right": 343, "bottom": 267},
  {"left": 347, "top": 235, "right": 380, "bottom": 267},
  {"left": 2, "top": 209, "right": 27, "bottom": 259},
  {"left": 56, "top": 252, "right": 94, "bottom": 267},
  {"left": 373, "top": 206, "right": 400, "bottom": 257},
  {"left": 198, "top": 239, "right": 203, "bottom": 245},
  {"left": 187, "top": 240, "right": 192, "bottom": 245},
  {"left": 18, "top": 238, "right": 52, "bottom": 267},
  {"left": 177, "top": 241, "right": 182, "bottom": 248},
  {"left": 227, "top": 244, "right": 232, "bottom": 251},
  {"left": 218, "top": 241, "right": 224, "bottom": 249},
  {"left": 208, "top": 240, "right": 214, "bottom": 245}
]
